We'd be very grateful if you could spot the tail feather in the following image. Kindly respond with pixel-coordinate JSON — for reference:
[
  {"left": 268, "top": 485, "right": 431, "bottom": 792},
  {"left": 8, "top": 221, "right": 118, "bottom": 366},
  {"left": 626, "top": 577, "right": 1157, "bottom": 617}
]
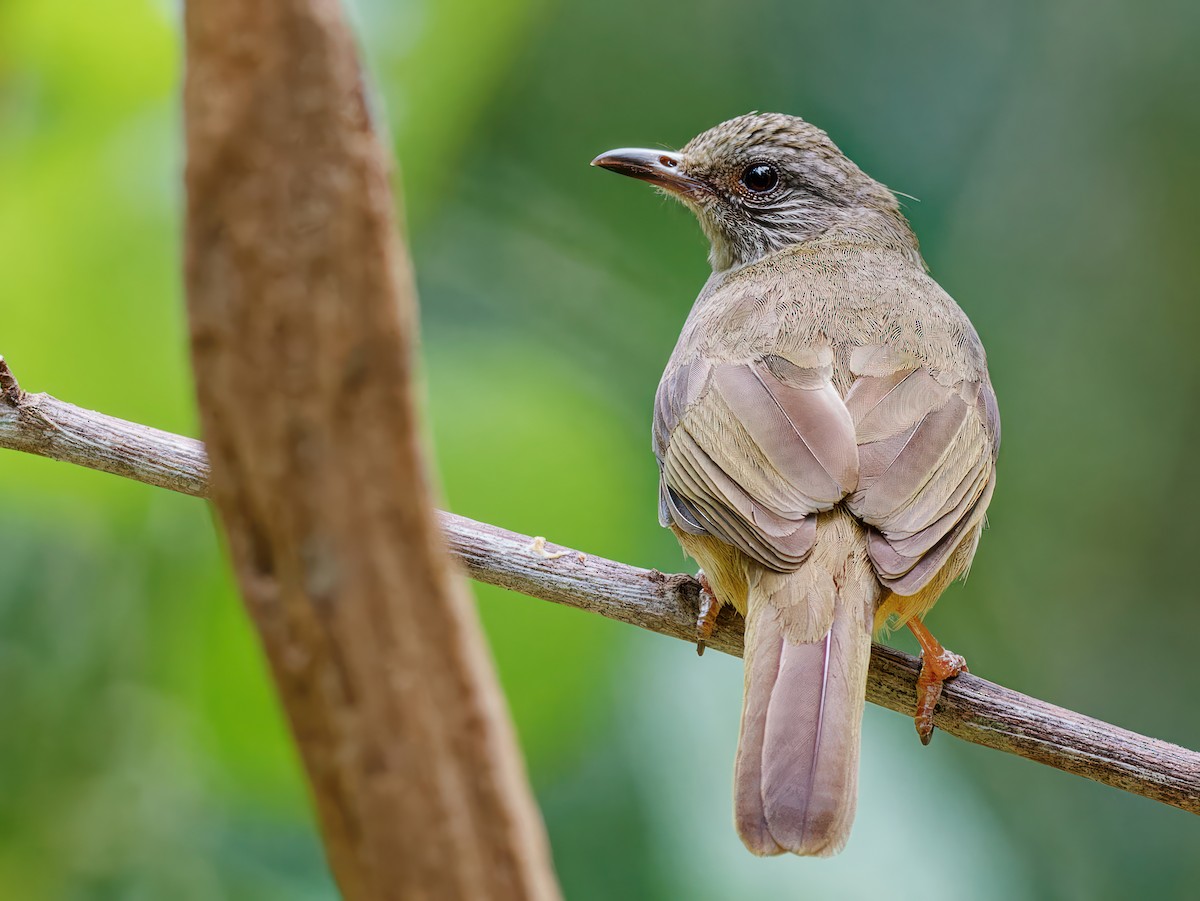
[
  {"left": 733, "top": 616, "right": 785, "bottom": 855},
  {"left": 734, "top": 517, "right": 877, "bottom": 857}
]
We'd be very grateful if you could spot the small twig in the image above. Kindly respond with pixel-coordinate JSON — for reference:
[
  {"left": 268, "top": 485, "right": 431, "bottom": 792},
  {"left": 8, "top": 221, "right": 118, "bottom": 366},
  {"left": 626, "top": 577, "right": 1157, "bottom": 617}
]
[{"left": 1, "top": 358, "right": 1198, "bottom": 815}]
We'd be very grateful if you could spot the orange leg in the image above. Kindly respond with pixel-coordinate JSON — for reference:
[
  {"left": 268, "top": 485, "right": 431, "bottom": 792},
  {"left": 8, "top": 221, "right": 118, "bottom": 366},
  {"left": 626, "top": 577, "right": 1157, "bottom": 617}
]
[
  {"left": 695, "top": 572, "right": 722, "bottom": 657},
  {"left": 907, "top": 618, "right": 968, "bottom": 745}
]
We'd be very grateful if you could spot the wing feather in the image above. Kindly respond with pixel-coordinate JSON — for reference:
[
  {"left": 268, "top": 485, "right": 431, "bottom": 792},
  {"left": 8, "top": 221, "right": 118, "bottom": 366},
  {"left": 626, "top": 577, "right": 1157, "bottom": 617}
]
[
  {"left": 845, "top": 346, "right": 998, "bottom": 594},
  {"left": 655, "top": 352, "right": 858, "bottom": 571}
]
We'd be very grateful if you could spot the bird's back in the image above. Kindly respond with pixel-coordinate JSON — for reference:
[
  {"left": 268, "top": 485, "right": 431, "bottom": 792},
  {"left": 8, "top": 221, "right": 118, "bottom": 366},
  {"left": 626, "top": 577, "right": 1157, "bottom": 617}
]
[
  {"left": 655, "top": 235, "right": 999, "bottom": 614},
  {"left": 666, "top": 240, "right": 991, "bottom": 399}
]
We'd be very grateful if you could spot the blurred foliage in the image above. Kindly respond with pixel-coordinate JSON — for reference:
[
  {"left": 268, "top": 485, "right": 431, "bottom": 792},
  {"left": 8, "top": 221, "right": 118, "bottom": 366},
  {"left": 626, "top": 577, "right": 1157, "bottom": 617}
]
[{"left": 2, "top": 0, "right": 1200, "bottom": 898}]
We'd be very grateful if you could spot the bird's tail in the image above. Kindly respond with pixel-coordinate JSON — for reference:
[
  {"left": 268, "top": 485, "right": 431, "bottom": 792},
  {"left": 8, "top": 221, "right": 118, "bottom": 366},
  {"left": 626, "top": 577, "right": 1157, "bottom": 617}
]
[{"left": 734, "top": 511, "right": 879, "bottom": 857}]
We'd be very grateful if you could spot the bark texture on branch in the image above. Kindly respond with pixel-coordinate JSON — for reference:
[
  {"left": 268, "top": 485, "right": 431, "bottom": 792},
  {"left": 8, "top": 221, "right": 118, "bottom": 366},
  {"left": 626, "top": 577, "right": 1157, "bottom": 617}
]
[
  {"left": 181, "top": 3, "right": 559, "bottom": 899},
  {"left": 0, "top": 358, "right": 208, "bottom": 497},
  {"left": 2, "top": 357, "right": 1198, "bottom": 815}
]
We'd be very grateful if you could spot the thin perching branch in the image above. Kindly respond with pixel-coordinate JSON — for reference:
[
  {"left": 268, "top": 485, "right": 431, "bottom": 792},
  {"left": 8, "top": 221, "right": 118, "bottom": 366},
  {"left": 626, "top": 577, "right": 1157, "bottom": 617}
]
[{"left": 1, "top": 355, "right": 1198, "bottom": 816}]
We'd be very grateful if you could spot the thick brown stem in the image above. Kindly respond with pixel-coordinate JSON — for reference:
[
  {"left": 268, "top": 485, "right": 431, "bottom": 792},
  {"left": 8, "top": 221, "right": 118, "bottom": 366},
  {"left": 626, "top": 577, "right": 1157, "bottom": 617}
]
[{"left": 179, "top": 2, "right": 559, "bottom": 899}]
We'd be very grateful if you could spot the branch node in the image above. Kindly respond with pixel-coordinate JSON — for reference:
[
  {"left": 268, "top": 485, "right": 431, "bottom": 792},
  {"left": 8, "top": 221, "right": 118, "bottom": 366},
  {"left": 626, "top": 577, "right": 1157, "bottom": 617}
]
[
  {"left": 664, "top": 571, "right": 702, "bottom": 604},
  {"left": 0, "top": 356, "right": 24, "bottom": 405}
]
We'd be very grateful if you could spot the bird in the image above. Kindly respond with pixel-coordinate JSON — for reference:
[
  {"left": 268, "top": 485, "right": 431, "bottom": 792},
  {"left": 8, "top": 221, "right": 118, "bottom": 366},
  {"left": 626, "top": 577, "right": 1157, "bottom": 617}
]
[{"left": 591, "top": 113, "right": 999, "bottom": 857}]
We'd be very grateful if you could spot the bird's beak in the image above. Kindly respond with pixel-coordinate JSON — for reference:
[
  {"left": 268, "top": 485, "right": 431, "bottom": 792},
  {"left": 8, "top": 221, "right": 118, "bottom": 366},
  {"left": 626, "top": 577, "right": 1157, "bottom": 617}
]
[{"left": 590, "top": 148, "right": 706, "bottom": 197}]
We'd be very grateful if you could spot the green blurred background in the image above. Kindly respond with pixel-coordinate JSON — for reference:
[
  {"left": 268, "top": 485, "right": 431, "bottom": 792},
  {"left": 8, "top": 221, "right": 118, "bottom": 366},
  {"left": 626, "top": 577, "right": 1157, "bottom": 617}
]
[{"left": 3, "top": 0, "right": 1199, "bottom": 897}]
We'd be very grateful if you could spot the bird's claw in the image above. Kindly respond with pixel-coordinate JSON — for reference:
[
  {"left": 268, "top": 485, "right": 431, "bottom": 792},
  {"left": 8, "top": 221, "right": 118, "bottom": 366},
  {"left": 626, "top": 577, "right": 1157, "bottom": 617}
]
[
  {"left": 907, "top": 617, "right": 968, "bottom": 745},
  {"left": 695, "top": 572, "right": 721, "bottom": 656},
  {"left": 913, "top": 646, "right": 968, "bottom": 745}
]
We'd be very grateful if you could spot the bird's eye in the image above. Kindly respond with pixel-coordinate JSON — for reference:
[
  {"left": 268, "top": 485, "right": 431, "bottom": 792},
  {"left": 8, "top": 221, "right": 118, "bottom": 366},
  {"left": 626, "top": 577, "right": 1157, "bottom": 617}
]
[{"left": 740, "top": 163, "right": 779, "bottom": 194}]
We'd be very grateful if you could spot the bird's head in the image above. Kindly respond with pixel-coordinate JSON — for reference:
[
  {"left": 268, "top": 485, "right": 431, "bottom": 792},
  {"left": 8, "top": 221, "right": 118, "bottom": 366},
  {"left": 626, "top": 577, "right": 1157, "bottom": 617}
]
[{"left": 592, "top": 112, "right": 915, "bottom": 272}]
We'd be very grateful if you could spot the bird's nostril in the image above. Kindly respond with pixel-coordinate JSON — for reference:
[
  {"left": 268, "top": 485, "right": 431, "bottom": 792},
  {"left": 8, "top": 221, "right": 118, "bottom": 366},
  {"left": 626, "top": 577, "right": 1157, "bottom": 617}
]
[{"left": 660, "top": 155, "right": 678, "bottom": 168}]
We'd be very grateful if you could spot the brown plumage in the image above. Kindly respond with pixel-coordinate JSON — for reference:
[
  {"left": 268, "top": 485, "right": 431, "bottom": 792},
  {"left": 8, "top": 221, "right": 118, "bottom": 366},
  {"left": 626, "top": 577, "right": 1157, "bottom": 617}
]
[{"left": 593, "top": 113, "right": 999, "bottom": 857}]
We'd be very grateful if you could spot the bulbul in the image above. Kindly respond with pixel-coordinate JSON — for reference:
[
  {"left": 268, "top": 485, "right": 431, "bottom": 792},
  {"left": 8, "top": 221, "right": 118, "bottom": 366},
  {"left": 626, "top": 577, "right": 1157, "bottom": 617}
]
[{"left": 593, "top": 113, "right": 999, "bottom": 857}]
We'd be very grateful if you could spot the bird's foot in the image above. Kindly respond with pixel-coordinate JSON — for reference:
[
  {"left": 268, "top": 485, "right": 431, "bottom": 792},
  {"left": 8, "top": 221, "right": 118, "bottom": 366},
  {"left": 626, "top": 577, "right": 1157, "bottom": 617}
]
[
  {"left": 907, "top": 618, "right": 968, "bottom": 746},
  {"left": 695, "top": 571, "right": 721, "bottom": 657}
]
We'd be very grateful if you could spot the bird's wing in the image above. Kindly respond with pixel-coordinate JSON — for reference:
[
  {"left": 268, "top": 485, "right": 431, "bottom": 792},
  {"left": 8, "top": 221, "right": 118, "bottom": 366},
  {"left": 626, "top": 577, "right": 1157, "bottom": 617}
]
[
  {"left": 654, "top": 348, "right": 860, "bottom": 571},
  {"left": 843, "top": 344, "right": 1000, "bottom": 595}
]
